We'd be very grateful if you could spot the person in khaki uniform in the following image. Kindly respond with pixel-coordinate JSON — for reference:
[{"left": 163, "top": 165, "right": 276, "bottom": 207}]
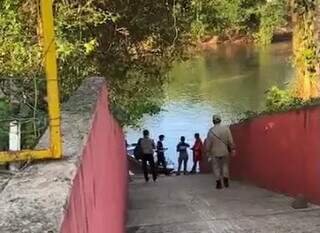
[{"left": 205, "top": 115, "right": 235, "bottom": 189}]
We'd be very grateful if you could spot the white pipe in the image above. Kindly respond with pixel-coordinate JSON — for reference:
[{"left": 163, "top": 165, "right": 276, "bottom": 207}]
[{"left": 9, "top": 121, "right": 21, "bottom": 171}]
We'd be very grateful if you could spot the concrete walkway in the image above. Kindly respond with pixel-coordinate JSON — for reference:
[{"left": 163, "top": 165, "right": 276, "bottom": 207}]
[{"left": 127, "top": 174, "right": 320, "bottom": 233}]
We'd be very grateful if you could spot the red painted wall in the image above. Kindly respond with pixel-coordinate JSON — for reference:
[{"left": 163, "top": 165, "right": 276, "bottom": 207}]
[
  {"left": 230, "top": 107, "right": 320, "bottom": 204},
  {"left": 60, "top": 87, "right": 128, "bottom": 233}
]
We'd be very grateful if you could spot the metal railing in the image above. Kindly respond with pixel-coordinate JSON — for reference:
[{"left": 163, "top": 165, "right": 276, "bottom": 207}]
[{"left": 0, "top": 0, "right": 62, "bottom": 163}]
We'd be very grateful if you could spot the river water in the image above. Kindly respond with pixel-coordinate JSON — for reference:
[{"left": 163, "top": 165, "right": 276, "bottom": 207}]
[{"left": 126, "top": 42, "right": 293, "bottom": 168}]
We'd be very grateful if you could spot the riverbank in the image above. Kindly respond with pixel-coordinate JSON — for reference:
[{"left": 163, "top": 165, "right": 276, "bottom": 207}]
[{"left": 197, "top": 29, "right": 292, "bottom": 51}]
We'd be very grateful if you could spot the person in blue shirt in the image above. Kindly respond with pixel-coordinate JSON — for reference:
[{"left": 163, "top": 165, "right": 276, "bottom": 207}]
[{"left": 176, "top": 136, "right": 190, "bottom": 175}]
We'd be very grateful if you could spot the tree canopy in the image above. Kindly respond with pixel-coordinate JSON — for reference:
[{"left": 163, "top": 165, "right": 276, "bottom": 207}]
[{"left": 0, "top": 0, "right": 296, "bottom": 148}]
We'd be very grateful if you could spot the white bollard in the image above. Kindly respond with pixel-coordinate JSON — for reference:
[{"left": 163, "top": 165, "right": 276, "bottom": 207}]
[{"left": 9, "top": 121, "right": 21, "bottom": 171}]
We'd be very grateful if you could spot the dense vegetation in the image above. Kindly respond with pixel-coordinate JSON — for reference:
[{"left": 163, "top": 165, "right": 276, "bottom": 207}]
[
  {"left": 189, "top": 0, "right": 287, "bottom": 44},
  {"left": 255, "top": 0, "right": 320, "bottom": 117},
  {"left": 1, "top": 0, "right": 314, "bottom": 148},
  {"left": 292, "top": 0, "right": 319, "bottom": 100}
]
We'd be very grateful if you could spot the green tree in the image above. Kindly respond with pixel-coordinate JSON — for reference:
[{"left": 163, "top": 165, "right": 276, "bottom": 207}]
[
  {"left": 292, "top": 0, "right": 319, "bottom": 99},
  {"left": 0, "top": 0, "right": 188, "bottom": 129},
  {"left": 254, "top": 0, "right": 287, "bottom": 46}
]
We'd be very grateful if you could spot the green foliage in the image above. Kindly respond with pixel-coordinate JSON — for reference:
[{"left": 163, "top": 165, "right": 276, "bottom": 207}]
[
  {"left": 0, "top": 0, "right": 41, "bottom": 77},
  {"left": 109, "top": 70, "right": 165, "bottom": 127},
  {"left": 0, "top": 0, "right": 293, "bottom": 143},
  {"left": 254, "top": 1, "right": 287, "bottom": 46},
  {"left": 187, "top": 0, "right": 288, "bottom": 45},
  {"left": 191, "top": 20, "right": 207, "bottom": 40},
  {"left": 20, "top": 110, "right": 47, "bottom": 149},
  {"left": 0, "top": 96, "right": 47, "bottom": 150},
  {"left": 265, "top": 86, "right": 301, "bottom": 112},
  {"left": 239, "top": 86, "right": 320, "bottom": 122},
  {"left": 293, "top": 0, "right": 317, "bottom": 14},
  {"left": 216, "top": 0, "right": 262, "bottom": 34},
  {"left": 0, "top": 0, "right": 189, "bottom": 134},
  {"left": 188, "top": 0, "right": 265, "bottom": 39},
  {"left": 54, "top": 0, "right": 112, "bottom": 99},
  {"left": 0, "top": 98, "right": 10, "bottom": 150},
  {"left": 292, "top": 0, "right": 319, "bottom": 99}
]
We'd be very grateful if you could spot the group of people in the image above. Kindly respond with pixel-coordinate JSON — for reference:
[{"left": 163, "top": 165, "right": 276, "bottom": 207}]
[
  {"left": 134, "top": 114, "right": 235, "bottom": 189},
  {"left": 176, "top": 134, "right": 203, "bottom": 175}
]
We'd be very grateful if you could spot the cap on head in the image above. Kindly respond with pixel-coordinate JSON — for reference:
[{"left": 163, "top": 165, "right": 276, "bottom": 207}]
[
  {"left": 212, "top": 114, "right": 222, "bottom": 124},
  {"left": 143, "top": 129, "right": 149, "bottom": 137}
]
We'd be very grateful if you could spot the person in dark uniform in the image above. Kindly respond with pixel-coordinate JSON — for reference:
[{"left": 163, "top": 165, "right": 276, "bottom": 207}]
[
  {"left": 156, "top": 135, "right": 168, "bottom": 175},
  {"left": 176, "top": 136, "right": 190, "bottom": 175}
]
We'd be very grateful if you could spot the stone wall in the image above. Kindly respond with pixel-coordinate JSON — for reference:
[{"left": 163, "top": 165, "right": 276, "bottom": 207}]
[{"left": 0, "top": 77, "right": 128, "bottom": 233}]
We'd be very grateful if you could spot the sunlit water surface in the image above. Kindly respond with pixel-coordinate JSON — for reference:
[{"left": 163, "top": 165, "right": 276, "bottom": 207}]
[{"left": 126, "top": 42, "right": 293, "bottom": 168}]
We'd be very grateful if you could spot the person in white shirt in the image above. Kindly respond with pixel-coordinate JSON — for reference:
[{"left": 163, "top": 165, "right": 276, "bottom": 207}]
[{"left": 138, "top": 130, "right": 157, "bottom": 182}]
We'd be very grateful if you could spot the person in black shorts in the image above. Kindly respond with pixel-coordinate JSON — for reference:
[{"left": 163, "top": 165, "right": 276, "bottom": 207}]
[
  {"left": 156, "top": 135, "right": 168, "bottom": 175},
  {"left": 138, "top": 130, "right": 157, "bottom": 182},
  {"left": 176, "top": 136, "right": 190, "bottom": 175}
]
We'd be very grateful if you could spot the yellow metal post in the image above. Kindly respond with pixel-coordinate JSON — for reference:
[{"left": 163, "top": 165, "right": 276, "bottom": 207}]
[
  {"left": 40, "top": 0, "right": 62, "bottom": 158},
  {"left": 0, "top": 0, "right": 62, "bottom": 163},
  {"left": 0, "top": 150, "right": 52, "bottom": 162}
]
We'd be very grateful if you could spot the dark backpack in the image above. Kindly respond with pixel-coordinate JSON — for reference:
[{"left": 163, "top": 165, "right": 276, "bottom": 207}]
[{"left": 133, "top": 139, "right": 142, "bottom": 160}]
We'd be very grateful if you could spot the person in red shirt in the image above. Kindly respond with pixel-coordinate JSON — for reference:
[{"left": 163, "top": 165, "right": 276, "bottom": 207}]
[{"left": 190, "top": 133, "right": 203, "bottom": 174}]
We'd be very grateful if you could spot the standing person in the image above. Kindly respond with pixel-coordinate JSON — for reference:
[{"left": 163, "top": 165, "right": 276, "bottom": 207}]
[
  {"left": 138, "top": 130, "right": 157, "bottom": 182},
  {"left": 156, "top": 135, "right": 168, "bottom": 175},
  {"left": 206, "top": 115, "right": 235, "bottom": 189},
  {"left": 176, "top": 136, "right": 190, "bottom": 175},
  {"left": 190, "top": 133, "right": 203, "bottom": 174}
]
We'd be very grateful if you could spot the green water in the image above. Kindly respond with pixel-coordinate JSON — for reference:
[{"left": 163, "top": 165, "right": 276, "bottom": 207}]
[{"left": 126, "top": 42, "right": 293, "bottom": 167}]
